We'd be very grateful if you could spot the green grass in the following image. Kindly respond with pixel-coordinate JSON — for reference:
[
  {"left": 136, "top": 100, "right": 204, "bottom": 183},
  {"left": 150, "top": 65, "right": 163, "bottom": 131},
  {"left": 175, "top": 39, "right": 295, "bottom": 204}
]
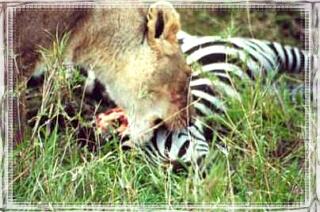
[
  {"left": 12, "top": 9, "right": 306, "bottom": 205},
  {"left": 13, "top": 69, "right": 305, "bottom": 204},
  {"left": 178, "top": 8, "right": 305, "bottom": 48}
]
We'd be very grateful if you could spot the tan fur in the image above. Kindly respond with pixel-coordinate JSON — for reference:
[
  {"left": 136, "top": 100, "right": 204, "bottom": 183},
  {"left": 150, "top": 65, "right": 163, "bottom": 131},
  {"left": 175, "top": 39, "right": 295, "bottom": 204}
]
[{"left": 14, "top": 2, "right": 192, "bottom": 144}]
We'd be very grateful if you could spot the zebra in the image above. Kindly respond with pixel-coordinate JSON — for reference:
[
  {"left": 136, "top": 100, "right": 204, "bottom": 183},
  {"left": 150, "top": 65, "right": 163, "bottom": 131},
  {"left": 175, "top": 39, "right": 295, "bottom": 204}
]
[{"left": 25, "top": 31, "right": 307, "bottom": 171}]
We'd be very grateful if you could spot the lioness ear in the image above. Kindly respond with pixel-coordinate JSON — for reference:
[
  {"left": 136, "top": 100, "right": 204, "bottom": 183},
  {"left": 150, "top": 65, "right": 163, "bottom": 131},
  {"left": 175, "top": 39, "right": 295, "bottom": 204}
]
[{"left": 147, "top": 1, "right": 181, "bottom": 54}]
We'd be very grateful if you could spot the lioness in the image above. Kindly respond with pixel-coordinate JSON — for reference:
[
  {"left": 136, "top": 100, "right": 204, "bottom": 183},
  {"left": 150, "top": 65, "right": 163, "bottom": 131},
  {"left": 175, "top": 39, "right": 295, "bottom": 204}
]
[{"left": 13, "top": 1, "right": 192, "bottom": 144}]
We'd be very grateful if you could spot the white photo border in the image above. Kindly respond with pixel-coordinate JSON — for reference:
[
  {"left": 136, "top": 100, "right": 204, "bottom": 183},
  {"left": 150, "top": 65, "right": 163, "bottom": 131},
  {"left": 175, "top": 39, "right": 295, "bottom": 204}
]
[{"left": 1, "top": 0, "right": 317, "bottom": 211}]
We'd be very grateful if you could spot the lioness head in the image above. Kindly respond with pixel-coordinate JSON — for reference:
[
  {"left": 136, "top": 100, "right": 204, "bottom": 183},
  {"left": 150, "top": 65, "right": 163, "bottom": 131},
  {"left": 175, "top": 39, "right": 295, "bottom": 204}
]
[{"left": 125, "top": 2, "right": 192, "bottom": 143}]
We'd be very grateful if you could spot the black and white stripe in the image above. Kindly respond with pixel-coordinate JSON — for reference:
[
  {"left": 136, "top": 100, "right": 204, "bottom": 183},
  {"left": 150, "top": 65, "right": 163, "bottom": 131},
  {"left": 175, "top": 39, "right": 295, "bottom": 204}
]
[
  {"left": 179, "top": 31, "right": 306, "bottom": 76},
  {"left": 142, "top": 119, "right": 209, "bottom": 169},
  {"left": 179, "top": 31, "right": 306, "bottom": 117}
]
